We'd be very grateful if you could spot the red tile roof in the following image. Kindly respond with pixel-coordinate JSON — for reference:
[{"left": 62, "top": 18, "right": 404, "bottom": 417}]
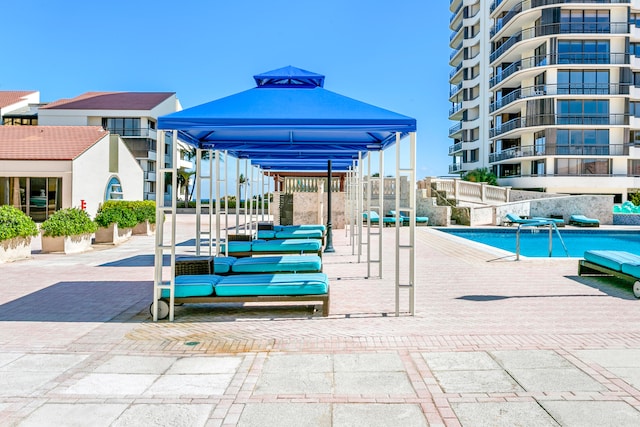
[
  {"left": 41, "top": 91, "right": 175, "bottom": 110},
  {"left": 0, "top": 126, "right": 109, "bottom": 160},
  {"left": 0, "top": 91, "right": 38, "bottom": 109}
]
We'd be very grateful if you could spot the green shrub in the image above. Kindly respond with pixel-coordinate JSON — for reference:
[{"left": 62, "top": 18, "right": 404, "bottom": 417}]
[
  {"left": 40, "top": 208, "right": 97, "bottom": 237},
  {"left": 0, "top": 205, "right": 39, "bottom": 241},
  {"left": 131, "top": 200, "right": 156, "bottom": 224},
  {"left": 629, "top": 192, "right": 640, "bottom": 207},
  {"left": 94, "top": 201, "right": 138, "bottom": 229}
]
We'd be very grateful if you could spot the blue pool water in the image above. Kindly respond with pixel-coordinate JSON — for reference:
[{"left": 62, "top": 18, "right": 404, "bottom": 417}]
[{"left": 439, "top": 228, "right": 640, "bottom": 258}]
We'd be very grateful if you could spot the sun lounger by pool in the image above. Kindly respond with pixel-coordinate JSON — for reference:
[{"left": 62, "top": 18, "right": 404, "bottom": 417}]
[
  {"left": 578, "top": 250, "right": 640, "bottom": 297},
  {"left": 388, "top": 210, "right": 429, "bottom": 226},
  {"left": 570, "top": 215, "right": 600, "bottom": 227},
  {"left": 152, "top": 272, "right": 330, "bottom": 319},
  {"left": 505, "top": 213, "right": 563, "bottom": 227},
  {"left": 363, "top": 211, "right": 396, "bottom": 226},
  {"left": 219, "top": 238, "right": 323, "bottom": 257},
  {"left": 176, "top": 255, "right": 322, "bottom": 275}
]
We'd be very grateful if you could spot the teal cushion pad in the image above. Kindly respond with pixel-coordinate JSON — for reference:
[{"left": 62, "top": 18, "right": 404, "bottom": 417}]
[
  {"left": 532, "top": 217, "right": 564, "bottom": 225},
  {"left": 571, "top": 215, "right": 599, "bottom": 224},
  {"left": 162, "top": 275, "right": 222, "bottom": 298},
  {"left": 251, "top": 239, "right": 321, "bottom": 252},
  {"left": 274, "top": 229, "right": 323, "bottom": 239},
  {"left": 219, "top": 241, "right": 253, "bottom": 253},
  {"left": 584, "top": 250, "right": 640, "bottom": 272},
  {"left": 257, "top": 230, "right": 277, "bottom": 239},
  {"left": 275, "top": 224, "right": 326, "bottom": 232},
  {"left": 621, "top": 263, "right": 640, "bottom": 279},
  {"left": 215, "top": 273, "right": 329, "bottom": 296},
  {"left": 231, "top": 255, "right": 322, "bottom": 273},
  {"left": 213, "top": 256, "right": 236, "bottom": 274}
]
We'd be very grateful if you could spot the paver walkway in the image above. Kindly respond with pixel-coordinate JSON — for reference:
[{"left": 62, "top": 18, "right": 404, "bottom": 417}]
[{"left": 1, "top": 215, "right": 640, "bottom": 426}]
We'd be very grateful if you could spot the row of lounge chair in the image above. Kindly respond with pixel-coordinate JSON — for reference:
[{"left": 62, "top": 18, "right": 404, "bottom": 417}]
[
  {"left": 505, "top": 213, "right": 600, "bottom": 227},
  {"left": 152, "top": 225, "right": 331, "bottom": 320},
  {"left": 362, "top": 210, "right": 429, "bottom": 226}
]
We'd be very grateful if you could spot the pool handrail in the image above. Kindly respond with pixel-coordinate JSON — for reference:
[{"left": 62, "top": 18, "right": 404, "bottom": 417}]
[{"left": 515, "top": 220, "right": 569, "bottom": 260}]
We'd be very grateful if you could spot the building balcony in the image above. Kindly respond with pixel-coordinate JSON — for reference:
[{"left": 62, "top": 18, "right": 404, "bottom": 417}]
[
  {"left": 490, "top": 53, "right": 629, "bottom": 87},
  {"left": 490, "top": 22, "right": 628, "bottom": 63},
  {"left": 449, "top": 142, "right": 463, "bottom": 154},
  {"left": 490, "top": 114, "right": 629, "bottom": 138},
  {"left": 449, "top": 163, "right": 464, "bottom": 174},
  {"left": 144, "top": 171, "right": 157, "bottom": 181},
  {"left": 449, "top": 82, "right": 463, "bottom": 97},
  {"left": 107, "top": 127, "right": 158, "bottom": 139},
  {"left": 490, "top": 0, "right": 630, "bottom": 37},
  {"left": 490, "top": 83, "right": 629, "bottom": 113},
  {"left": 449, "top": 103, "right": 463, "bottom": 117},
  {"left": 449, "top": 122, "right": 463, "bottom": 136},
  {"left": 489, "top": 143, "right": 628, "bottom": 163},
  {"left": 449, "top": 62, "right": 463, "bottom": 79}
]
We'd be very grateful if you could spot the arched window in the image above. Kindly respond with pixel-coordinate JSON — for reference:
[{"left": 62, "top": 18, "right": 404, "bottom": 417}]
[{"left": 105, "top": 176, "right": 123, "bottom": 200}]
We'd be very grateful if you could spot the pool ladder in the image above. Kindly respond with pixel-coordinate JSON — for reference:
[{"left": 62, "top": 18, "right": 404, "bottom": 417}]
[{"left": 515, "top": 220, "right": 569, "bottom": 260}]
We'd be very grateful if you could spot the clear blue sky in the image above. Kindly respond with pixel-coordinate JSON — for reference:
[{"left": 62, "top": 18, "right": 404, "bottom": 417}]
[{"left": 1, "top": 0, "right": 452, "bottom": 178}]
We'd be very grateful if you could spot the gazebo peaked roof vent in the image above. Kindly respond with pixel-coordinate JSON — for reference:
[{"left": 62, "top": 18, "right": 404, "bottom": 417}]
[{"left": 253, "top": 66, "right": 325, "bottom": 88}]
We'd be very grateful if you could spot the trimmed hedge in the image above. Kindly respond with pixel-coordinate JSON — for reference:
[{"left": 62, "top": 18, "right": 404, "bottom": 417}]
[
  {"left": 94, "top": 200, "right": 155, "bottom": 228},
  {"left": 40, "top": 208, "right": 98, "bottom": 237},
  {"left": 0, "top": 206, "right": 39, "bottom": 241}
]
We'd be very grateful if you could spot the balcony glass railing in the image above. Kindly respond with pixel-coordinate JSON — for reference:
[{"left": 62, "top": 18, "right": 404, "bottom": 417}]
[
  {"left": 490, "top": 0, "right": 630, "bottom": 37},
  {"left": 490, "top": 114, "right": 629, "bottom": 138},
  {"left": 450, "top": 82, "right": 463, "bottom": 97},
  {"left": 449, "top": 103, "right": 463, "bottom": 116},
  {"left": 489, "top": 143, "right": 627, "bottom": 162},
  {"left": 490, "top": 53, "right": 629, "bottom": 87},
  {"left": 449, "top": 122, "right": 463, "bottom": 135},
  {"left": 490, "top": 83, "right": 629, "bottom": 112},
  {"left": 490, "top": 22, "right": 628, "bottom": 62},
  {"left": 449, "top": 142, "right": 464, "bottom": 154},
  {"left": 449, "top": 62, "right": 463, "bottom": 78},
  {"left": 449, "top": 163, "right": 464, "bottom": 173}
]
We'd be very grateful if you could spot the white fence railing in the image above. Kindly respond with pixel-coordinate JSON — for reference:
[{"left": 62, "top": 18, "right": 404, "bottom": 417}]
[{"left": 418, "top": 177, "right": 510, "bottom": 205}]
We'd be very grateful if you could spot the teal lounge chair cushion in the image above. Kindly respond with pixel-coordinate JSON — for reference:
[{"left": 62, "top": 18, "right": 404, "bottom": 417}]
[
  {"left": 257, "top": 230, "right": 277, "bottom": 239},
  {"left": 219, "top": 241, "right": 253, "bottom": 253},
  {"left": 162, "top": 274, "right": 222, "bottom": 298},
  {"left": 274, "top": 229, "right": 323, "bottom": 239},
  {"left": 583, "top": 250, "right": 640, "bottom": 272},
  {"left": 215, "top": 273, "right": 329, "bottom": 296},
  {"left": 213, "top": 256, "right": 237, "bottom": 274},
  {"left": 532, "top": 217, "right": 565, "bottom": 225},
  {"left": 251, "top": 239, "right": 321, "bottom": 252},
  {"left": 231, "top": 255, "right": 322, "bottom": 273},
  {"left": 570, "top": 215, "right": 600, "bottom": 225},
  {"left": 275, "top": 224, "right": 326, "bottom": 232},
  {"left": 621, "top": 263, "right": 640, "bottom": 279}
]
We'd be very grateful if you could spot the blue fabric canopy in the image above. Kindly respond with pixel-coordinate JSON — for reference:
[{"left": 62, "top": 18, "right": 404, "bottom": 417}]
[{"left": 158, "top": 66, "right": 416, "bottom": 171}]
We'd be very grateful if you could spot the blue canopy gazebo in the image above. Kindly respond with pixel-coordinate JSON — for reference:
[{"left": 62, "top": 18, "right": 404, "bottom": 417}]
[{"left": 153, "top": 66, "right": 418, "bottom": 320}]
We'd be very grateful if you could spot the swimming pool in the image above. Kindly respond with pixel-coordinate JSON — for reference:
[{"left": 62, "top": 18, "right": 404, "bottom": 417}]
[{"left": 438, "top": 228, "right": 640, "bottom": 258}]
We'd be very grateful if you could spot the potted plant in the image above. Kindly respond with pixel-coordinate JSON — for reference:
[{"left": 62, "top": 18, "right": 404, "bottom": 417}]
[
  {"left": 40, "top": 208, "right": 97, "bottom": 254},
  {"left": 131, "top": 200, "right": 156, "bottom": 236},
  {"left": 0, "top": 206, "right": 38, "bottom": 262},
  {"left": 94, "top": 201, "right": 138, "bottom": 244}
]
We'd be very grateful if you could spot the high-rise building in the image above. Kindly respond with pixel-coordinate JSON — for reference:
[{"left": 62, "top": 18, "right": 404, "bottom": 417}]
[{"left": 449, "top": 0, "right": 640, "bottom": 202}]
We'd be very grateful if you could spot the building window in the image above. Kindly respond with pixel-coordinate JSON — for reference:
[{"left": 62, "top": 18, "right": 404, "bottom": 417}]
[
  {"left": 531, "top": 160, "right": 545, "bottom": 176},
  {"left": 469, "top": 148, "right": 479, "bottom": 162},
  {"left": 557, "top": 70, "right": 609, "bottom": 95},
  {"left": 560, "top": 10, "right": 609, "bottom": 33},
  {"left": 102, "top": 118, "right": 141, "bottom": 137},
  {"left": 558, "top": 40, "right": 610, "bottom": 64},
  {"left": 0, "top": 177, "right": 61, "bottom": 221},
  {"left": 3, "top": 117, "right": 38, "bottom": 126},
  {"left": 555, "top": 158, "right": 611, "bottom": 175},
  {"left": 557, "top": 100, "right": 609, "bottom": 125},
  {"left": 105, "top": 176, "right": 123, "bottom": 200},
  {"left": 556, "top": 129, "right": 609, "bottom": 154},
  {"left": 629, "top": 160, "right": 640, "bottom": 176}
]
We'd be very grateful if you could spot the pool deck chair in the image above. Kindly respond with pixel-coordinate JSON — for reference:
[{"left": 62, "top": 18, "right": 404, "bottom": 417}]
[
  {"left": 363, "top": 211, "right": 396, "bottom": 226},
  {"left": 152, "top": 272, "right": 330, "bottom": 319},
  {"left": 388, "top": 210, "right": 429, "bottom": 226},
  {"left": 570, "top": 215, "right": 600, "bottom": 227},
  {"left": 578, "top": 250, "right": 640, "bottom": 297}
]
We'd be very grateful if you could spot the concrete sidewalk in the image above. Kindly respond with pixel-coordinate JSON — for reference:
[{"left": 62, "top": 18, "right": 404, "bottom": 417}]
[{"left": 1, "top": 214, "right": 640, "bottom": 426}]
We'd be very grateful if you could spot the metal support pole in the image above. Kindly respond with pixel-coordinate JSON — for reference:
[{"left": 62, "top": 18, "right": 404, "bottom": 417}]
[{"left": 325, "top": 159, "right": 335, "bottom": 253}]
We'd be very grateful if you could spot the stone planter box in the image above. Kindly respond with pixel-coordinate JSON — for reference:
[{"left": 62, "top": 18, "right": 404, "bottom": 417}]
[
  {"left": 132, "top": 220, "right": 156, "bottom": 236},
  {"left": 0, "top": 236, "right": 33, "bottom": 263},
  {"left": 94, "top": 224, "right": 132, "bottom": 245},
  {"left": 41, "top": 233, "right": 93, "bottom": 254}
]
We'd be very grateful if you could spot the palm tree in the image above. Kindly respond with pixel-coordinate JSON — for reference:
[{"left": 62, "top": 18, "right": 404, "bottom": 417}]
[
  {"left": 176, "top": 167, "right": 195, "bottom": 208},
  {"left": 461, "top": 167, "right": 498, "bottom": 186},
  {"left": 238, "top": 174, "right": 248, "bottom": 207}
]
